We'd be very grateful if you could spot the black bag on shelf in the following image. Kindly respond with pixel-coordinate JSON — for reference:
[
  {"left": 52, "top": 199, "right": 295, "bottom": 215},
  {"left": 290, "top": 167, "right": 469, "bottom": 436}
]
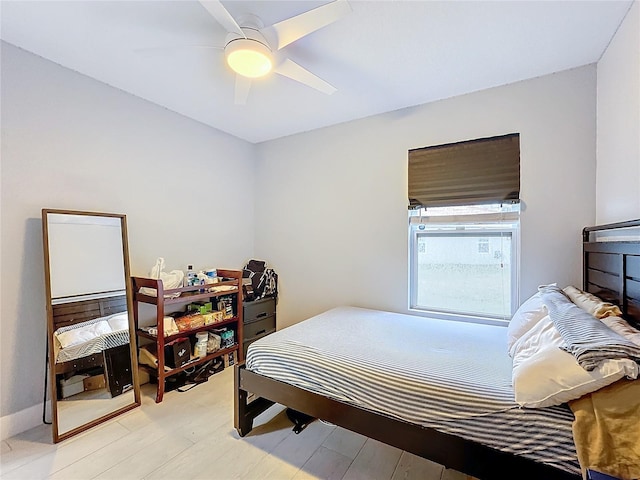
[{"left": 243, "top": 259, "right": 278, "bottom": 301}]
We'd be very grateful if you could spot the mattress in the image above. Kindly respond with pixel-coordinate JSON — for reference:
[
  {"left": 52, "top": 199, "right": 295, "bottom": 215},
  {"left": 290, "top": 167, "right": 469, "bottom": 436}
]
[{"left": 246, "top": 306, "right": 580, "bottom": 475}]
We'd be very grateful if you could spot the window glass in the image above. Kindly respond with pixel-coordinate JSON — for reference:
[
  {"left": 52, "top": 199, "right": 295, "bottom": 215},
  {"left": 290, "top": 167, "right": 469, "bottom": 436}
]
[{"left": 409, "top": 204, "right": 519, "bottom": 321}]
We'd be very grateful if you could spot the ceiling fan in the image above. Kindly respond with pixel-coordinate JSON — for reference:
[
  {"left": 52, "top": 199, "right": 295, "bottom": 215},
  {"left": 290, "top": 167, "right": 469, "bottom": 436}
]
[{"left": 199, "top": 0, "right": 351, "bottom": 105}]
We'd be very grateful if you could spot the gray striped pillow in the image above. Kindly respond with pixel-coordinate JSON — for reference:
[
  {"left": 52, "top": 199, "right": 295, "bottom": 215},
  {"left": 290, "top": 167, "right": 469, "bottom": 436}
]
[{"left": 539, "top": 285, "right": 640, "bottom": 370}]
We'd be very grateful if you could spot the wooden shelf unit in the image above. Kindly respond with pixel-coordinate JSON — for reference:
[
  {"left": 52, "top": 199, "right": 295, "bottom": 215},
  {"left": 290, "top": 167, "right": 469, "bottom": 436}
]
[{"left": 132, "top": 269, "right": 243, "bottom": 403}]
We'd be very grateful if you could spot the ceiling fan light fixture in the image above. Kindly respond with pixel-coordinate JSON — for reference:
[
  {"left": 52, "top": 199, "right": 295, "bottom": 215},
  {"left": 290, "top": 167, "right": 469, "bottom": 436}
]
[{"left": 226, "top": 38, "right": 273, "bottom": 78}]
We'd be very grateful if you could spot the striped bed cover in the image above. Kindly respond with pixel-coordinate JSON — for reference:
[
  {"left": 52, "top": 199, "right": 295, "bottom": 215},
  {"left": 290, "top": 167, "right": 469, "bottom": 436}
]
[
  {"left": 55, "top": 316, "right": 130, "bottom": 364},
  {"left": 246, "top": 307, "right": 580, "bottom": 476}
]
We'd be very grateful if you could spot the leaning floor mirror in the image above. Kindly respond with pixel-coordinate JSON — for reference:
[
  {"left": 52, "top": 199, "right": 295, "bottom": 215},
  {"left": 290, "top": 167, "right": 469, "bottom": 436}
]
[{"left": 42, "top": 209, "right": 140, "bottom": 442}]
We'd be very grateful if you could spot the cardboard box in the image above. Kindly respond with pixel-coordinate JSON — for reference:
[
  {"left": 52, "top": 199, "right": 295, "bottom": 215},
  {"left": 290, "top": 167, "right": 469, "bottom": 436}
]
[
  {"left": 174, "top": 313, "right": 204, "bottom": 332},
  {"left": 60, "top": 374, "right": 89, "bottom": 398},
  {"left": 83, "top": 374, "right": 106, "bottom": 391},
  {"left": 188, "top": 302, "right": 213, "bottom": 314},
  {"left": 138, "top": 367, "right": 151, "bottom": 385}
]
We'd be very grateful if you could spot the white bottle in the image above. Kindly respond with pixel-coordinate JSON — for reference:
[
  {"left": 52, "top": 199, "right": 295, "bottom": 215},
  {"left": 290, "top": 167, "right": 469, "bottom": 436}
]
[{"left": 184, "top": 265, "right": 195, "bottom": 287}]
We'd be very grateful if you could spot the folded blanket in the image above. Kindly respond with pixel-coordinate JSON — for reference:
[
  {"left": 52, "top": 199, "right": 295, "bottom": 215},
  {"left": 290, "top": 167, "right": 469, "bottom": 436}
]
[
  {"left": 569, "top": 379, "right": 640, "bottom": 480},
  {"left": 539, "top": 285, "right": 640, "bottom": 370}
]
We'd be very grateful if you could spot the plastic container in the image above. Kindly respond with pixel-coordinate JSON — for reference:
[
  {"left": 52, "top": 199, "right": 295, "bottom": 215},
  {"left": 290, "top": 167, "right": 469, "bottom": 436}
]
[
  {"left": 207, "top": 332, "right": 221, "bottom": 353},
  {"left": 204, "top": 268, "right": 217, "bottom": 278},
  {"left": 194, "top": 332, "right": 209, "bottom": 358},
  {"left": 195, "top": 331, "right": 208, "bottom": 342},
  {"left": 184, "top": 265, "right": 195, "bottom": 287}
]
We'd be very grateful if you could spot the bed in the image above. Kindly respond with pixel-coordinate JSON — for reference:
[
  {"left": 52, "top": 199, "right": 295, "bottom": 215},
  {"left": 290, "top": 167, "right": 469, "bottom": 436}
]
[
  {"left": 52, "top": 295, "right": 130, "bottom": 376},
  {"left": 234, "top": 220, "right": 640, "bottom": 480}
]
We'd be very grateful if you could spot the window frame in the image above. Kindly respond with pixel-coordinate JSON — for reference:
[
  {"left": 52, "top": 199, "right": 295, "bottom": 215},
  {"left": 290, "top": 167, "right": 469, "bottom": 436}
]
[{"left": 409, "top": 213, "right": 520, "bottom": 325}]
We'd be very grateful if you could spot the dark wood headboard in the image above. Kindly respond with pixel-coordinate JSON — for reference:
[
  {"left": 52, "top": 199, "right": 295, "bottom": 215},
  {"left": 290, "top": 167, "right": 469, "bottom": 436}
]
[
  {"left": 52, "top": 295, "right": 128, "bottom": 331},
  {"left": 583, "top": 219, "right": 640, "bottom": 328}
]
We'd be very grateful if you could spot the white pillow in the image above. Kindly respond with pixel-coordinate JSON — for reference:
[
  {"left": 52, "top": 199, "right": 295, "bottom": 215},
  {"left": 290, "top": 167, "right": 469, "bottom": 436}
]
[
  {"left": 107, "top": 313, "right": 129, "bottom": 332},
  {"left": 507, "top": 292, "right": 548, "bottom": 355},
  {"left": 510, "top": 315, "right": 562, "bottom": 364},
  {"left": 513, "top": 345, "right": 638, "bottom": 408},
  {"left": 562, "top": 285, "right": 622, "bottom": 319},
  {"left": 601, "top": 316, "right": 640, "bottom": 347},
  {"left": 55, "top": 320, "right": 112, "bottom": 348}
]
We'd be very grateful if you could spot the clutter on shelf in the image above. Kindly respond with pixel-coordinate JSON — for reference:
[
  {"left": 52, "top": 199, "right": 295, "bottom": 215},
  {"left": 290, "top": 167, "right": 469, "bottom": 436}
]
[
  {"left": 132, "top": 269, "right": 243, "bottom": 403},
  {"left": 242, "top": 259, "right": 278, "bottom": 302},
  {"left": 181, "top": 264, "right": 237, "bottom": 294},
  {"left": 138, "top": 257, "right": 184, "bottom": 298}
]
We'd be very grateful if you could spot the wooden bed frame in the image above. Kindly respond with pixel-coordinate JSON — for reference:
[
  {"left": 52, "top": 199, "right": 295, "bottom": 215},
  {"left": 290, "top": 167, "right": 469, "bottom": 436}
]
[
  {"left": 53, "top": 294, "right": 128, "bottom": 375},
  {"left": 235, "top": 220, "right": 640, "bottom": 480},
  {"left": 583, "top": 219, "right": 640, "bottom": 328}
]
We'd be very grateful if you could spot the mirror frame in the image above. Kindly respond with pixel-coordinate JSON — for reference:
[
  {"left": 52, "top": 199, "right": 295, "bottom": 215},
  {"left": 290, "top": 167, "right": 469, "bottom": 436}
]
[{"left": 42, "top": 209, "right": 140, "bottom": 443}]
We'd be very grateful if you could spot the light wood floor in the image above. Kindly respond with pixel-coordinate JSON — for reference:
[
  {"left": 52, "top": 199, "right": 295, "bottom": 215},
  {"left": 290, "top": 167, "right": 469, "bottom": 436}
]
[
  {"left": 57, "top": 388, "right": 135, "bottom": 435},
  {"left": 1, "top": 367, "right": 473, "bottom": 480}
]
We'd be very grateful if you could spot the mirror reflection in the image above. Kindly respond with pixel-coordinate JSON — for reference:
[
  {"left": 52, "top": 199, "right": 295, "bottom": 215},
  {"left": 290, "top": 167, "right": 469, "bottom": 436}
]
[{"left": 42, "top": 209, "right": 140, "bottom": 442}]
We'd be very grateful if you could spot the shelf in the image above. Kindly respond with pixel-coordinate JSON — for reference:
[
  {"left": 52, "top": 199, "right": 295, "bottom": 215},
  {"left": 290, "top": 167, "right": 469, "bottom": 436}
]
[
  {"left": 132, "top": 271, "right": 243, "bottom": 403},
  {"left": 165, "top": 344, "right": 238, "bottom": 377},
  {"left": 139, "top": 344, "right": 239, "bottom": 378},
  {"left": 137, "top": 316, "right": 239, "bottom": 342},
  {"left": 134, "top": 280, "right": 239, "bottom": 306}
]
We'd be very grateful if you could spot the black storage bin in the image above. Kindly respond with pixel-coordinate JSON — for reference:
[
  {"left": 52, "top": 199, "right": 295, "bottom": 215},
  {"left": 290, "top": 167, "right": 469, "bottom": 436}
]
[{"left": 164, "top": 338, "right": 191, "bottom": 369}]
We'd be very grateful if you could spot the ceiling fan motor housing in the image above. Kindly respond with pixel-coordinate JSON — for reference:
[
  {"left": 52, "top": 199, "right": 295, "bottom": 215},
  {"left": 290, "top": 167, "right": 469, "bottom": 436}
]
[{"left": 224, "top": 27, "right": 273, "bottom": 78}]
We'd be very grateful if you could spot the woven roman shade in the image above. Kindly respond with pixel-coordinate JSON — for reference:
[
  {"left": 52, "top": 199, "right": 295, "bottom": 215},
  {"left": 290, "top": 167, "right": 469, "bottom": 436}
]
[{"left": 408, "top": 133, "right": 520, "bottom": 209}]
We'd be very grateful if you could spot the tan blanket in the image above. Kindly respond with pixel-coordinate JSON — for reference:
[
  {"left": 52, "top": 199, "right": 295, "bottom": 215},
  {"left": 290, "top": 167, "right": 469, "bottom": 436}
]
[{"left": 569, "top": 379, "right": 640, "bottom": 480}]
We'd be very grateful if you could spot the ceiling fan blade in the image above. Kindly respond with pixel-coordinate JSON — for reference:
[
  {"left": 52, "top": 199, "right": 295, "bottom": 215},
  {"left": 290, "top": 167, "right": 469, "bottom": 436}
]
[
  {"left": 274, "top": 58, "right": 337, "bottom": 95},
  {"left": 261, "top": 0, "right": 351, "bottom": 51},
  {"left": 133, "top": 45, "right": 223, "bottom": 55},
  {"left": 199, "top": 0, "right": 246, "bottom": 38},
  {"left": 234, "top": 75, "right": 252, "bottom": 105}
]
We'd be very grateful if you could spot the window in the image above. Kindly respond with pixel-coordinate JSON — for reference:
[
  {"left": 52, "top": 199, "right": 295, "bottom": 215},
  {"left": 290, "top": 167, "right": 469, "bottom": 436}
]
[
  {"left": 409, "top": 204, "right": 519, "bottom": 321},
  {"left": 407, "top": 133, "right": 521, "bottom": 323}
]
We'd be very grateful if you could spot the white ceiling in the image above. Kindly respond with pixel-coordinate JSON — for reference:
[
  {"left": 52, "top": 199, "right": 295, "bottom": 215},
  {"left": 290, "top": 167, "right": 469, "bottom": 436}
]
[{"left": 1, "top": 1, "right": 633, "bottom": 144}]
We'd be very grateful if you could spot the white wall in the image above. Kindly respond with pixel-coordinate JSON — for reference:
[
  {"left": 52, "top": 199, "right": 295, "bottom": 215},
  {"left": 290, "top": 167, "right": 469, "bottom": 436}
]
[
  {"left": 0, "top": 43, "right": 255, "bottom": 435},
  {"left": 596, "top": 1, "right": 640, "bottom": 224},
  {"left": 2, "top": 38, "right": 615, "bottom": 438},
  {"left": 255, "top": 66, "right": 597, "bottom": 329}
]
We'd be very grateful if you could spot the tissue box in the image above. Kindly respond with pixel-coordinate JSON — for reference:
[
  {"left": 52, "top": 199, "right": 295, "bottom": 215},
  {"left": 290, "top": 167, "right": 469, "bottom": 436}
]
[
  {"left": 164, "top": 338, "right": 191, "bottom": 368},
  {"left": 212, "top": 327, "right": 234, "bottom": 348}
]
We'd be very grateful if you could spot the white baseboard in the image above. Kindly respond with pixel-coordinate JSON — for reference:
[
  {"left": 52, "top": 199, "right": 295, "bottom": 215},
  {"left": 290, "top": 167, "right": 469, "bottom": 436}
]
[{"left": 0, "top": 402, "right": 50, "bottom": 441}]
